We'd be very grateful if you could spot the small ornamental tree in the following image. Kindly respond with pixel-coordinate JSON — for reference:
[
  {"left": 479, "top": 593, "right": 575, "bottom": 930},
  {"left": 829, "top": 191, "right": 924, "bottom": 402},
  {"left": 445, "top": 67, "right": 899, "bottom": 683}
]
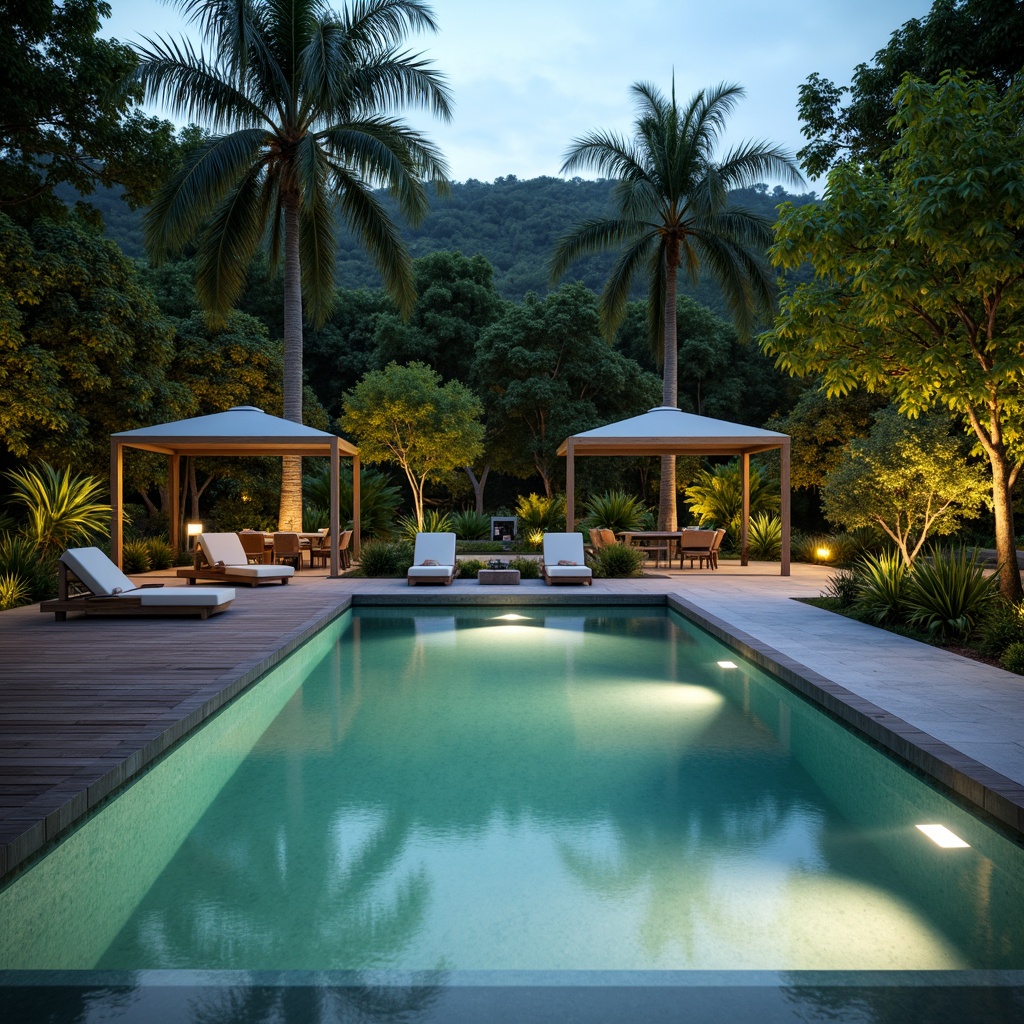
[
  {"left": 762, "top": 71, "right": 1024, "bottom": 599},
  {"left": 341, "top": 362, "right": 484, "bottom": 530},
  {"left": 821, "top": 408, "right": 991, "bottom": 566}
]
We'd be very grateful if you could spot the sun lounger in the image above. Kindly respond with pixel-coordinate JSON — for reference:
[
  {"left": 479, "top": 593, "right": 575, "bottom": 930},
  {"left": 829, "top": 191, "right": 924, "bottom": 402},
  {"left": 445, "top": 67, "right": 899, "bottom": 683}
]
[
  {"left": 407, "top": 532, "right": 457, "bottom": 586},
  {"left": 177, "top": 533, "right": 294, "bottom": 586},
  {"left": 541, "top": 533, "right": 593, "bottom": 586},
  {"left": 41, "top": 547, "right": 235, "bottom": 621}
]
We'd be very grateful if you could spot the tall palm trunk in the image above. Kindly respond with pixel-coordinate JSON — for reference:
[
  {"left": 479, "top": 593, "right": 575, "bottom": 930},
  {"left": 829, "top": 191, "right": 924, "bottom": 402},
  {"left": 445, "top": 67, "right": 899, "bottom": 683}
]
[
  {"left": 658, "top": 246, "right": 679, "bottom": 530},
  {"left": 279, "top": 198, "right": 304, "bottom": 531}
]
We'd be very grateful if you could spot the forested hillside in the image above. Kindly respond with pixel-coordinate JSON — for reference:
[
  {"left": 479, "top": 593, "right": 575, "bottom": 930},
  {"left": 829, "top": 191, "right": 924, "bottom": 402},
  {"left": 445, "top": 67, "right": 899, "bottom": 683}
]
[{"left": 67, "top": 175, "right": 817, "bottom": 308}]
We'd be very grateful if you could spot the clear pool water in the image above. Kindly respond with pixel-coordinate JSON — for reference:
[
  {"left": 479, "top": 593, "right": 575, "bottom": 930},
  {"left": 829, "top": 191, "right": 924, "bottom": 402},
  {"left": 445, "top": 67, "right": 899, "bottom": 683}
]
[{"left": 2, "top": 606, "right": 1024, "bottom": 983}]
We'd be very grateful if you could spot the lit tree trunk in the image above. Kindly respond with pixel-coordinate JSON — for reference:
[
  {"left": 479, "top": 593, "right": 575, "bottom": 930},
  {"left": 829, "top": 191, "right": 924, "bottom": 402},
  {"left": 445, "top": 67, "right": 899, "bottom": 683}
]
[
  {"left": 658, "top": 244, "right": 680, "bottom": 531},
  {"left": 464, "top": 464, "right": 489, "bottom": 514},
  {"left": 278, "top": 197, "right": 304, "bottom": 531},
  {"left": 989, "top": 449, "right": 1022, "bottom": 602}
]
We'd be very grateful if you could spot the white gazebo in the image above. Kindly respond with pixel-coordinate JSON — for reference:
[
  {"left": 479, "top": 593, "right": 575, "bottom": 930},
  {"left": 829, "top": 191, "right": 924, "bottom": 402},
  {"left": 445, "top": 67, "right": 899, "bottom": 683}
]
[
  {"left": 558, "top": 406, "right": 791, "bottom": 574},
  {"left": 110, "top": 406, "right": 360, "bottom": 578}
]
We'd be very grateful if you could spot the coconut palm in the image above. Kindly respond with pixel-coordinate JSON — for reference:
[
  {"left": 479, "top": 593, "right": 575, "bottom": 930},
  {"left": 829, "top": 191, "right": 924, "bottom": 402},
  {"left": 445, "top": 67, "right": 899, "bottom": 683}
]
[
  {"left": 550, "top": 81, "right": 803, "bottom": 530},
  {"left": 131, "top": 0, "right": 452, "bottom": 528}
]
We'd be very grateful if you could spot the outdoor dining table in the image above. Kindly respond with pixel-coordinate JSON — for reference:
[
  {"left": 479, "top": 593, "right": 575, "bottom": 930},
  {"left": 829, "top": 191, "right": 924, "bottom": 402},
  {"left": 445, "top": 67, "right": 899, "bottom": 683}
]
[
  {"left": 617, "top": 531, "right": 684, "bottom": 568},
  {"left": 248, "top": 530, "right": 329, "bottom": 567}
]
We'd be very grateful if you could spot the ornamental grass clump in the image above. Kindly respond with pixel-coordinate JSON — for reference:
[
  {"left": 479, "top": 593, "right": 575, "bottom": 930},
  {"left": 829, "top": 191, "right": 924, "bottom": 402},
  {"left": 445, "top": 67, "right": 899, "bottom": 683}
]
[
  {"left": 121, "top": 539, "right": 152, "bottom": 574},
  {"left": 978, "top": 599, "right": 1024, "bottom": 658},
  {"left": 823, "top": 567, "right": 860, "bottom": 608},
  {"left": 0, "top": 573, "right": 32, "bottom": 610},
  {"left": 903, "top": 546, "right": 998, "bottom": 641},
  {"left": 593, "top": 543, "right": 646, "bottom": 578},
  {"left": 853, "top": 550, "right": 909, "bottom": 625},
  {"left": 145, "top": 538, "right": 175, "bottom": 571},
  {"left": 358, "top": 540, "right": 413, "bottom": 578}
]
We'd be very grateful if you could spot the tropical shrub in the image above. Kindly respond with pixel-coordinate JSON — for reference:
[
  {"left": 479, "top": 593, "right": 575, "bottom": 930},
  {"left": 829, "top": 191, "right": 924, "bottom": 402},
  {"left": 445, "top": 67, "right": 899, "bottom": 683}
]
[
  {"left": 684, "top": 461, "right": 779, "bottom": 538},
  {"left": 457, "top": 559, "right": 486, "bottom": 579},
  {"left": 515, "top": 493, "right": 566, "bottom": 534},
  {"left": 145, "top": 538, "right": 175, "bottom": 571},
  {"left": 823, "top": 567, "right": 860, "bottom": 608},
  {"left": 398, "top": 509, "right": 453, "bottom": 541},
  {"left": 450, "top": 509, "right": 490, "bottom": 540},
  {"left": 792, "top": 532, "right": 858, "bottom": 565},
  {"left": 0, "top": 533, "right": 57, "bottom": 600},
  {"left": 0, "top": 573, "right": 32, "bottom": 610},
  {"left": 357, "top": 540, "right": 411, "bottom": 577},
  {"left": 303, "top": 504, "right": 330, "bottom": 531},
  {"left": 853, "top": 550, "right": 909, "bottom": 625},
  {"left": 579, "top": 490, "right": 649, "bottom": 534},
  {"left": 304, "top": 465, "right": 402, "bottom": 539},
  {"left": 593, "top": 543, "right": 647, "bottom": 578},
  {"left": 209, "top": 494, "right": 275, "bottom": 533},
  {"left": 121, "top": 539, "right": 152, "bottom": 574},
  {"left": 507, "top": 556, "right": 540, "bottom": 579},
  {"left": 903, "top": 547, "right": 999, "bottom": 641},
  {"left": 5, "top": 462, "right": 110, "bottom": 556},
  {"left": 747, "top": 513, "right": 782, "bottom": 560},
  {"left": 978, "top": 600, "right": 1024, "bottom": 658},
  {"left": 1000, "top": 642, "right": 1024, "bottom": 675}
]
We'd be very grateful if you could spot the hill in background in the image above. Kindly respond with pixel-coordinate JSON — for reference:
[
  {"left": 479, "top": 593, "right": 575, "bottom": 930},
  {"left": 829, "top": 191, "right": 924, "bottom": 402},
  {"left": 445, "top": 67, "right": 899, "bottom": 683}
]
[{"left": 66, "top": 175, "right": 817, "bottom": 310}]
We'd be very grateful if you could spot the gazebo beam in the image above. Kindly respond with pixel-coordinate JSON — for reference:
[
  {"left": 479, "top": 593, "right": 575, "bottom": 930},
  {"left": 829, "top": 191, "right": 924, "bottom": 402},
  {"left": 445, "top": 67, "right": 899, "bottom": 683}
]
[
  {"left": 781, "top": 439, "right": 791, "bottom": 576},
  {"left": 740, "top": 453, "right": 750, "bottom": 567},
  {"left": 110, "top": 440, "right": 123, "bottom": 569},
  {"left": 565, "top": 439, "right": 575, "bottom": 529}
]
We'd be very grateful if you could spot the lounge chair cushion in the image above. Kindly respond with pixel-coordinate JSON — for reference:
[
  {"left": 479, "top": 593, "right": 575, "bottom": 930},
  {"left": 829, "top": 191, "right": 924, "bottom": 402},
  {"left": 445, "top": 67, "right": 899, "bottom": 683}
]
[
  {"left": 544, "top": 564, "right": 593, "bottom": 579},
  {"left": 542, "top": 533, "right": 593, "bottom": 581},
  {"left": 199, "top": 533, "right": 295, "bottom": 578},
  {"left": 407, "top": 533, "right": 456, "bottom": 581},
  {"left": 60, "top": 549, "right": 234, "bottom": 606}
]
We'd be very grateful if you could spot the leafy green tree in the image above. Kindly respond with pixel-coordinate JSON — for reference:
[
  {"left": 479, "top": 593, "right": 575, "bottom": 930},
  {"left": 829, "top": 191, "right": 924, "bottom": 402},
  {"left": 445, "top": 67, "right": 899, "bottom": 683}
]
[
  {"left": 684, "top": 461, "right": 779, "bottom": 540},
  {"left": 131, "top": 0, "right": 452, "bottom": 529},
  {"left": 797, "top": 0, "right": 1024, "bottom": 178},
  {"left": 341, "top": 362, "right": 484, "bottom": 530},
  {"left": 550, "top": 80, "right": 803, "bottom": 530},
  {"left": 373, "top": 250, "right": 506, "bottom": 383},
  {"left": 473, "top": 283, "right": 661, "bottom": 498},
  {"left": 0, "top": 213, "right": 183, "bottom": 470},
  {"left": 821, "top": 408, "right": 990, "bottom": 566},
  {"left": 766, "top": 385, "right": 890, "bottom": 492},
  {"left": 0, "top": 0, "right": 178, "bottom": 221},
  {"left": 762, "top": 71, "right": 1024, "bottom": 598}
]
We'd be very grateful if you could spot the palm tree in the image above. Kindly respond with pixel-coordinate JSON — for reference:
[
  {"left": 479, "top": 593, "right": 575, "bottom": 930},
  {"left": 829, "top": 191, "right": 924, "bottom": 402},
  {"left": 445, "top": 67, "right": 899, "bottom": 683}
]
[
  {"left": 131, "top": 0, "right": 452, "bottom": 528},
  {"left": 550, "top": 81, "right": 803, "bottom": 530}
]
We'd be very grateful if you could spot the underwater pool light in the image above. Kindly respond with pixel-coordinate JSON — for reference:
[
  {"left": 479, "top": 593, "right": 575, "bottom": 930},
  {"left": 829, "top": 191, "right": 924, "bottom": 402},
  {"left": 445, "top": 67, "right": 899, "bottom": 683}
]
[
  {"left": 717, "top": 660, "right": 737, "bottom": 669},
  {"left": 492, "top": 614, "right": 530, "bottom": 621},
  {"left": 916, "top": 824, "right": 970, "bottom": 848}
]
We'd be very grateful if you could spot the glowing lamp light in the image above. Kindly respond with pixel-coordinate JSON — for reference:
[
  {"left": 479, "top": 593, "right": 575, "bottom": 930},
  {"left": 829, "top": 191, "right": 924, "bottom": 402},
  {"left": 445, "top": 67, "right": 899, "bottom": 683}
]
[
  {"left": 717, "top": 660, "right": 737, "bottom": 669},
  {"left": 186, "top": 522, "right": 204, "bottom": 537},
  {"left": 916, "top": 824, "right": 970, "bottom": 848},
  {"left": 492, "top": 613, "right": 530, "bottom": 622},
  {"left": 816, "top": 546, "right": 832, "bottom": 560}
]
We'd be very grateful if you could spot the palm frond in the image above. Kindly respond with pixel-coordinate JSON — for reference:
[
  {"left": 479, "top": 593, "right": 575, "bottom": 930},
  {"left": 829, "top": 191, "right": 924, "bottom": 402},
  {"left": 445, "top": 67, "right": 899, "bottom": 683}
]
[
  {"left": 144, "top": 128, "right": 268, "bottom": 260},
  {"left": 559, "top": 131, "right": 647, "bottom": 181},
  {"left": 549, "top": 217, "right": 649, "bottom": 283},
  {"left": 599, "top": 232, "right": 660, "bottom": 339},
  {"left": 297, "top": 137, "right": 338, "bottom": 326},
  {"left": 340, "top": 0, "right": 440, "bottom": 51},
  {"left": 343, "top": 49, "right": 453, "bottom": 120},
  {"left": 716, "top": 139, "right": 806, "bottom": 190}
]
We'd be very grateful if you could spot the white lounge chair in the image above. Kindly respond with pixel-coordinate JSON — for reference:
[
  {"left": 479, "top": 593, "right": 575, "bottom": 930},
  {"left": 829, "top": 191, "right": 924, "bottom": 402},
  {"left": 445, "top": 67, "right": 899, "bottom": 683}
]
[
  {"left": 541, "top": 533, "right": 593, "bottom": 586},
  {"left": 177, "top": 533, "right": 294, "bottom": 586},
  {"left": 41, "top": 547, "right": 235, "bottom": 621},
  {"left": 407, "top": 532, "right": 457, "bottom": 586}
]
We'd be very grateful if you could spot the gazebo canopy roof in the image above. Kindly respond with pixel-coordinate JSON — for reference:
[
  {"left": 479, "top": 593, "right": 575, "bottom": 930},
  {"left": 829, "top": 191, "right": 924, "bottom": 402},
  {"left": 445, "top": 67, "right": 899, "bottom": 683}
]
[
  {"left": 112, "top": 406, "right": 357, "bottom": 457},
  {"left": 557, "top": 406, "right": 788, "bottom": 457}
]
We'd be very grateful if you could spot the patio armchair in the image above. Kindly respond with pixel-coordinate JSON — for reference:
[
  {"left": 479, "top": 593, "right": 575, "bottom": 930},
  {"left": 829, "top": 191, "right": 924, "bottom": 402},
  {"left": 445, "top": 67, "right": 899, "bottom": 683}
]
[
  {"left": 42, "top": 547, "right": 235, "bottom": 621},
  {"left": 709, "top": 528, "right": 726, "bottom": 570},
  {"left": 177, "top": 533, "right": 294, "bottom": 586},
  {"left": 541, "top": 533, "right": 593, "bottom": 586},
  {"left": 309, "top": 529, "right": 352, "bottom": 570},
  {"left": 237, "top": 531, "right": 270, "bottom": 564},
  {"left": 272, "top": 532, "right": 303, "bottom": 571},
  {"left": 407, "top": 532, "right": 457, "bottom": 586},
  {"left": 678, "top": 529, "right": 718, "bottom": 569}
]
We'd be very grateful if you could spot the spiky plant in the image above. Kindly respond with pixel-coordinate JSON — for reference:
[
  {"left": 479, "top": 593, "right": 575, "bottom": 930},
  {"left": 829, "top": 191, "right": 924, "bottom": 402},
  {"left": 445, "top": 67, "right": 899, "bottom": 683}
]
[
  {"left": 450, "top": 509, "right": 490, "bottom": 540},
  {"left": 398, "top": 509, "right": 452, "bottom": 540},
  {"left": 579, "top": 490, "right": 649, "bottom": 534},
  {"left": 514, "top": 493, "right": 566, "bottom": 534},
  {"left": 747, "top": 512, "right": 782, "bottom": 560},
  {"left": 853, "top": 550, "right": 909, "bottom": 625},
  {"left": 904, "top": 546, "right": 999, "bottom": 641},
  {"left": 5, "top": 462, "right": 110, "bottom": 556},
  {"left": 0, "top": 573, "right": 32, "bottom": 610}
]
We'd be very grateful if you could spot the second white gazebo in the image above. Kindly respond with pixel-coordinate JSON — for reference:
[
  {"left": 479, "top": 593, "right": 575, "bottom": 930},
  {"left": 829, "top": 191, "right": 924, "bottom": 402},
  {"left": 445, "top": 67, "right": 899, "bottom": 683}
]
[{"left": 558, "top": 406, "right": 791, "bottom": 575}]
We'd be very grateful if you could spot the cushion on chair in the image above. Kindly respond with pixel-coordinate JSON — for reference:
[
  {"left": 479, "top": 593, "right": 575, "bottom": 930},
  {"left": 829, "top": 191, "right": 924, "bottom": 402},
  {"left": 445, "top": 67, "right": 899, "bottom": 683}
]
[
  {"left": 198, "top": 533, "right": 250, "bottom": 567},
  {"left": 137, "top": 587, "right": 235, "bottom": 607},
  {"left": 412, "top": 532, "right": 456, "bottom": 566},
  {"left": 216, "top": 564, "right": 295, "bottom": 579},
  {"left": 61, "top": 547, "right": 139, "bottom": 597},
  {"left": 407, "top": 564, "right": 454, "bottom": 579},
  {"left": 544, "top": 565, "right": 593, "bottom": 579}
]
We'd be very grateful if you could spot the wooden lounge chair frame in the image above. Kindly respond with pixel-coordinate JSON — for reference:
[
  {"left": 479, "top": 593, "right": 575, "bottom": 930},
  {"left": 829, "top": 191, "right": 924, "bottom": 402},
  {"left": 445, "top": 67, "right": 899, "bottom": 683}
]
[{"left": 41, "top": 548, "right": 235, "bottom": 621}]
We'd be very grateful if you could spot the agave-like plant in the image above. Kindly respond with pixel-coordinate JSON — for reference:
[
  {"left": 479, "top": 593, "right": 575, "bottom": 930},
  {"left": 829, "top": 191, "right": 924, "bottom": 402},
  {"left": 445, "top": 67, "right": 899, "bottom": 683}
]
[
  {"left": 5, "top": 462, "right": 111, "bottom": 556},
  {"left": 904, "top": 546, "right": 999, "bottom": 641},
  {"left": 853, "top": 550, "right": 909, "bottom": 625},
  {"left": 0, "top": 572, "right": 32, "bottom": 610},
  {"left": 515, "top": 493, "right": 567, "bottom": 533},
  {"left": 747, "top": 512, "right": 782, "bottom": 560},
  {"left": 398, "top": 509, "right": 453, "bottom": 541},
  {"left": 579, "top": 490, "right": 649, "bottom": 534},
  {"left": 450, "top": 509, "right": 490, "bottom": 540}
]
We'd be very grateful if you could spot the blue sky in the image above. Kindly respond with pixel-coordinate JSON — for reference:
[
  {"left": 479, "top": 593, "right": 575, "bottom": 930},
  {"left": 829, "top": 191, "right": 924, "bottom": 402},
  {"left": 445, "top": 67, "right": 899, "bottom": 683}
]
[{"left": 102, "top": 0, "right": 933, "bottom": 187}]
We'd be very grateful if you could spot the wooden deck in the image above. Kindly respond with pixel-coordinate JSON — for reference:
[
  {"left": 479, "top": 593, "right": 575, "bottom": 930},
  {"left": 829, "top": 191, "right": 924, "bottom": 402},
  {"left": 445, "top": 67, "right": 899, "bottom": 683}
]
[{"left": 0, "top": 570, "right": 354, "bottom": 880}]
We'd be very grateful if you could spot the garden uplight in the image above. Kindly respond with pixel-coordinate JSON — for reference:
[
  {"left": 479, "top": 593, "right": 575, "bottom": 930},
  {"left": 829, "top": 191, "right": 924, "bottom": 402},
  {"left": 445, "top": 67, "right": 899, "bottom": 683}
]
[{"left": 816, "top": 546, "right": 831, "bottom": 561}]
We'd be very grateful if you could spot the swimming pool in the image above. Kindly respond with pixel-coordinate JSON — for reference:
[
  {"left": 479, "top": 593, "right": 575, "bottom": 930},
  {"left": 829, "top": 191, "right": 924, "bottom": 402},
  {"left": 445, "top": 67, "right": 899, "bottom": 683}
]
[{"left": 2, "top": 605, "right": 1024, "bottom": 1020}]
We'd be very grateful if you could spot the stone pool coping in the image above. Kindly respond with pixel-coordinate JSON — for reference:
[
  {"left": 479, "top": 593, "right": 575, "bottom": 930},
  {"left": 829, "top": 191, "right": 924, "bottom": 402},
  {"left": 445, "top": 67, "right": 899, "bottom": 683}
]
[{"left": 3, "top": 566, "right": 1024, "bottom": 883}]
